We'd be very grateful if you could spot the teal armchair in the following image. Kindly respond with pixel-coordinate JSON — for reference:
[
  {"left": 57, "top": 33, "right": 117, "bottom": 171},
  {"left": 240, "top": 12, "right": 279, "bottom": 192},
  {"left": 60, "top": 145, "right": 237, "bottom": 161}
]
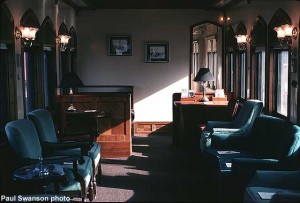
[
  {"left": 200, "top": 99, "right": 263, "bottom": 151},
  {"left": 28, "top": 109, "right": 102, "bottom": 189},
  {"left": 202, "top": 115, "right": 300, "bottom": 202},
  {"left": 244, "top": 170, "right": 300, "bottom": 202},
  {"left": 5, "top": 119, "right": 94, "bottom": 201}
]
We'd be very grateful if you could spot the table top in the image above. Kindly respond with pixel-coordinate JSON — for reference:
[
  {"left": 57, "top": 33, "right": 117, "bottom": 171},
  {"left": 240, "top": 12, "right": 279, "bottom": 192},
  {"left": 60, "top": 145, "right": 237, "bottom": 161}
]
[
  {"left": 174, "top": 100, "right": 228, "bottom": 107},
  {"left": 66, "top": 110, "right": 106, "bottom": 117}
]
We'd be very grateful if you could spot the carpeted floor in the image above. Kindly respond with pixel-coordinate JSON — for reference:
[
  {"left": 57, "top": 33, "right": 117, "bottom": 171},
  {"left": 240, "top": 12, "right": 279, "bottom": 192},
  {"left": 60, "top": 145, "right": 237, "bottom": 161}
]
[{"left": 92, "top": 134, "right": 218, "bottom": 202}]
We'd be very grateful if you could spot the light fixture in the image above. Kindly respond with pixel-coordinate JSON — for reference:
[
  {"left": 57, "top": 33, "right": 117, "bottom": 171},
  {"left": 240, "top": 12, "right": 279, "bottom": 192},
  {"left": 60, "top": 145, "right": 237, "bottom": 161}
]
[
  {"left": 235, "top": 34, "right": 250, "bottom": 50},
  {"left": 59, "top": 72, "right": 84, "bottom": 111},
  {"left": 193, "top": 68, "right": 214, "bottom": 102},
  {"left": 274, "top": 24, "right": 298, "bottom": 46},
  {"left": 219, "top": 16, "right": 231, "bottom": 22},
  {"left": 56, "top": 35, "right": 71, "bottom": 51},
  {"left": 15, "top": 27, "right": 39, "bottom": 47}
]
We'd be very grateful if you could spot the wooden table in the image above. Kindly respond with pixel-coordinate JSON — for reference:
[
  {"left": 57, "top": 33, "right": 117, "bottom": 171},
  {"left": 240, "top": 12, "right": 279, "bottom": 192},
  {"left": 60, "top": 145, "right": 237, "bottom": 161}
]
[{"left": 173, "top": 100, "right": 228, "bottom": 150}]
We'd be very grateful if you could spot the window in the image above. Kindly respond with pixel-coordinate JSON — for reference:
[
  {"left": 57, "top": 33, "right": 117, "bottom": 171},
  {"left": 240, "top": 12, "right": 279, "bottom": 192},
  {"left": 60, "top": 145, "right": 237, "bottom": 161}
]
[
  {"left": 239, "top": 52, "right": 246, "bottom": 98},
  {"left": 206, "top": 39, "right": 217, "bottom": 89},
  {"left": 0, "top": 44, "right": 9, "bottom": 138},
  {"left": 227, "top": 51, "right": 234, "bottom": 92},
  {"left": 43, "top": 47, "right": 56, "bottom": 109},
  {"left": 23, "top": 47, "right": 40, "bottom": 115},
  {"left": 276, "top": 50, "right": 289, "bottom": 117},
  {"left": 192, "top": 41, "right": 199, "bottom": 78},
  {"left": 24, "top": 50, "right": 35, "bottom": 114},
  {"left": 43, "top": 48, "right": 50, "bottom": 108},
  {"left": 255, "top": 49, "right": 266, "bottom": 105}
]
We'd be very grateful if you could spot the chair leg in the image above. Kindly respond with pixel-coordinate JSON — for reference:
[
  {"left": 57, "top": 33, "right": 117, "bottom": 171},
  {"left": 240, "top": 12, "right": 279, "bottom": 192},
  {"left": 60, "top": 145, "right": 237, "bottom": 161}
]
[
  {"left": 93, "top": 181, "right": 97, "bottom": 198},
  {"left": 96, "top": 163, "right": 102, "bottom": 185},
  {"left": 88, "top": 183, "right": 95, "bottom": 202}
]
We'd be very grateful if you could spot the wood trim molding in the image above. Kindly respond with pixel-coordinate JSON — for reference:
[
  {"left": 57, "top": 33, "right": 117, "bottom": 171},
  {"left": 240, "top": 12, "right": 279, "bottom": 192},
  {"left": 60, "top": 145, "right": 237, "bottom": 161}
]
[{"left": 134, "top": 122, "right": 171, "bottom": 135}]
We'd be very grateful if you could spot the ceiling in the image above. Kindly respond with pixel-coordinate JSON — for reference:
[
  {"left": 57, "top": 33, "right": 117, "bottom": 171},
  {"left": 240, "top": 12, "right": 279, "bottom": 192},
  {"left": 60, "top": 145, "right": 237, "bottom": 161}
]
[{"left": 61, "top": 0, "right": 242, "bottom": 10}]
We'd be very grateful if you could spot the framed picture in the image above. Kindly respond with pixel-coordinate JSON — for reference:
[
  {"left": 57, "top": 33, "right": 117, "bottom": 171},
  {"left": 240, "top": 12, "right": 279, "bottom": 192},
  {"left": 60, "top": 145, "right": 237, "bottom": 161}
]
[
  {"left": 107, "top": 35, "right": 132, "bottom": 56},
  {"left": 145, "top": 42, "right": 169, "bottom": 63}
]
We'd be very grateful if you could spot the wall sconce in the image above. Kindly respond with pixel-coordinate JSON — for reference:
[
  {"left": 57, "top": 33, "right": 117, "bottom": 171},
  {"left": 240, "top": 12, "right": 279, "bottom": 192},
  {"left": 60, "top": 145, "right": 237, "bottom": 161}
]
[
  {"left": 235, "top": 34, "right": 250, "bottom": 50},
  {"left": 56, "top": 35, "right": 71, "bottom": 51},
  {"left": 274, "top": 24, "right": 298, "bottom": 46},
  {"left": 219, "top": 16, "right": 231, "bottom": 22},
  {"left": 15, "top": 27, "right": 39, "bottom": 47}
]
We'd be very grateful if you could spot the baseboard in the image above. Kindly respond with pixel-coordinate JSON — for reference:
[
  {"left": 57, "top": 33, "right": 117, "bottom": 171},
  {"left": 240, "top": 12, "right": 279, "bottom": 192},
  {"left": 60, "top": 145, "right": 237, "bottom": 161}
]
[{"left": 134, "top": 121, "right": 172, "bottom": 135}]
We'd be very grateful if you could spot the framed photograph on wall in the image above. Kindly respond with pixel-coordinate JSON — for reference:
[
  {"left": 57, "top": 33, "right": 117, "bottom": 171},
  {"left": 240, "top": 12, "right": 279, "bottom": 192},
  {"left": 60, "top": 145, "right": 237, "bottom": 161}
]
[
  {"left": 107, "top": 35, "right": 132, "bottom": 56},
  {"left": 145, "top": 42, "right": 169, "bottom": 63}
]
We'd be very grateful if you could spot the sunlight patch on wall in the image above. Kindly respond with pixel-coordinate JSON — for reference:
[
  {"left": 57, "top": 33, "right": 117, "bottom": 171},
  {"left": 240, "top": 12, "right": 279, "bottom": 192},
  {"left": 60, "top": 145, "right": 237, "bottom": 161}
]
[{"left": 134, "top": 76, "right": 188, "bottom": 122}]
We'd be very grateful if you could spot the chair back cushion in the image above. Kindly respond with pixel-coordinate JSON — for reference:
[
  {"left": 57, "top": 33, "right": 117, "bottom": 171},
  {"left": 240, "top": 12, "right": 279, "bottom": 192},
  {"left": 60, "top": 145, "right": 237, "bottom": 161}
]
[
  {"left": 5, "top": 119, "right": 42, "bottom": 159},
  {"left": 249, "top": 115, "right": 300, "bottom": 161},
  {"left": 231, "top": 99, "right": 263, "bottom": 133},
  {"left": 28, "top": 109, "right": 58, "bottom": 143}
]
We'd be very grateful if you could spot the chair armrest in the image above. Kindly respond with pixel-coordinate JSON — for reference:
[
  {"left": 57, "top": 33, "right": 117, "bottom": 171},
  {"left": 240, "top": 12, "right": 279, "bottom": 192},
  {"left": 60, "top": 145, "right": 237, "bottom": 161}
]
[
  {"left": 210, "top": 131, "right": 248, "bottom": 149},
  {"left": 205, "top": 121, "right": 233, "bottom": 131},
  {"left": 271, "top": 191, "right": 300, "bottom": 202},
  {"left": 43, "top": 155, "right": 85, "bottom": 165},
  {"left": 248, "top": 170, "right": 300, "bottom": 189},
  {"left": 231, "top": 158, "right": 281, "bottom": 187},
  {"left": 232, "top": 158, "right": 280, "bottom": 173},
  {"left": 59, "top": 130, "right": 98, "bottom": 138},
  {"left": 232, "top": 158, "right": 279, "bottom": 181},
  {"left": 21, "top": 155, "right": 84, "bottom": 166},
  {"left": 213, "top": 128, "right": 240, "bottom": 133},
  {"left": 58, "top": 130, "right": 98, "bottom": 147},
  {"left": 42, "top": 141, "right": 90, "bottom": 156}
]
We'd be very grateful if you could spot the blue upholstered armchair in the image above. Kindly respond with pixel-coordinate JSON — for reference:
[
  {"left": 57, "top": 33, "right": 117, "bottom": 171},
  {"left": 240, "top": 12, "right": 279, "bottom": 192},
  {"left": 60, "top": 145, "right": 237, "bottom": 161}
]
[
  {"left": 5, "top": 119, "right": 94, "bottom": 201},
  {"left": 202, "top": 115, "right": 300, "bottom": 201},
  {"left": 27, "top": 109, "right": 102, "bottom": 190},
  {"left": 200, "top": 99, "right": 263, "bottom": 151},
  {"left": 231, "top": 115, "right": 300, "bottom": 184},
  {"left": 244, "top": 170, "right": 300, "bottom": 202}
]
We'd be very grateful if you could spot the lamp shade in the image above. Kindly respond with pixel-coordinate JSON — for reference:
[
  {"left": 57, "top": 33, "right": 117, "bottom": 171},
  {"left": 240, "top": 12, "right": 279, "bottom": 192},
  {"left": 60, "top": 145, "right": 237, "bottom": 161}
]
[
  {"left": 59, "top": 72, "right": 84, "bottom": 88},
  {"left": 193, "top": 68, "right": 214, "bottom": 82}
]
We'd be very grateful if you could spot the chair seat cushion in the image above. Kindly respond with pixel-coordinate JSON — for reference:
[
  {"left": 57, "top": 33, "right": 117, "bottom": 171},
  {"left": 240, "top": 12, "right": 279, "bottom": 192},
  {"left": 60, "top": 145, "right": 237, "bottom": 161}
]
[
  {"left": 62, "top": 156, "right": 93, "bottom": 188},
  {"left": 46, "top": 168, "right": 82, "bottom": 193},
  {"left": 244, "top": 186, "right": 299, "bottom": 203}
]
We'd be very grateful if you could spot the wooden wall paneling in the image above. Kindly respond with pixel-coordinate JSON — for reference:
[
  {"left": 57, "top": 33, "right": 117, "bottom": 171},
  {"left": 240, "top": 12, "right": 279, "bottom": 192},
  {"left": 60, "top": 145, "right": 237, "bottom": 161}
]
[
  {"left": 57, "top": 93, "right": 132, "bottom": 158},
  {"left": 134, "top": 122, "right": 171, "bottom": 135}
]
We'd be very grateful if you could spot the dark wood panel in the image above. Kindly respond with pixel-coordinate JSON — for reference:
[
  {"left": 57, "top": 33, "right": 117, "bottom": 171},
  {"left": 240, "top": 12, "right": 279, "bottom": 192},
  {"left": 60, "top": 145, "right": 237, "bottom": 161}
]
[{"left": 57, "top": 93, "right": 132, "bottom": 158}]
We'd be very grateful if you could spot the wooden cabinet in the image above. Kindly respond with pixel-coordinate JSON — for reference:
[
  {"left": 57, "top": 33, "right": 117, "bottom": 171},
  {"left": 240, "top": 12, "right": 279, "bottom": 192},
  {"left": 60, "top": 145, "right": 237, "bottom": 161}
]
[
  {"left": 172, "top": 92, "right": 228, "bottom": 150},
  {"left": 57, "top": 92, "right": 132, "bottom": 158}
]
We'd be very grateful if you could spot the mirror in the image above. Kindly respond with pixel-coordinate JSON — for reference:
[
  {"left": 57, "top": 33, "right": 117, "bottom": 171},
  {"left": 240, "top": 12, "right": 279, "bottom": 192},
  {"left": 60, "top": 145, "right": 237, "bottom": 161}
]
[{"left": 191, "top": 21, "right": 223, "bottom": 91}]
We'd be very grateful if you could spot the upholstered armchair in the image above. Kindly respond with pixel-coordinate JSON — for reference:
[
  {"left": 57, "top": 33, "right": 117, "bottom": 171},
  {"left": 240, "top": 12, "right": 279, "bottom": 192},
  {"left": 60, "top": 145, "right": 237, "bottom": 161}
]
[
  {"left": 199, "top": 98, "right": 240, "bottom": 132},
  {"left": 5, "top": 119, "right": 94, "bottom": 201},
  {"left": 244, "top": 170, "right": 300, "bottom": 202},
  {"left": 202, "top": 115, "right": 300, "bottom": 202},
  {"left": 200, "top": 99, "right": 263, "bottom": 151},
  {"left": 28, "top": 109, "right": 102, "bottom": 189}
]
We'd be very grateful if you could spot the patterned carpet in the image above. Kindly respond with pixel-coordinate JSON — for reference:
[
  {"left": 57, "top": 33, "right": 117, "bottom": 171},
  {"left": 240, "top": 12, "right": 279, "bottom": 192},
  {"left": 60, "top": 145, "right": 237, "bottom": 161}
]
[{"left": 91, "top": 134, "right": 217, "bottom": 202}]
